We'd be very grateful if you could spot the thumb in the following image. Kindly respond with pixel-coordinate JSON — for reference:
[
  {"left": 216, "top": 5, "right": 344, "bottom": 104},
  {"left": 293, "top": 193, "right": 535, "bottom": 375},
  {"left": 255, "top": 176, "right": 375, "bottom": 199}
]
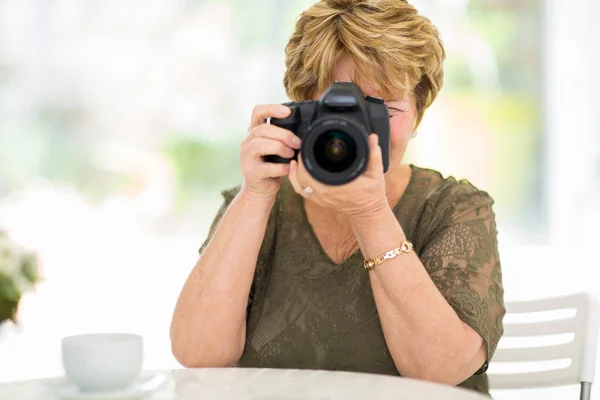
[{"left": 365, "top": 134, "right": 384, "bottom": 177}]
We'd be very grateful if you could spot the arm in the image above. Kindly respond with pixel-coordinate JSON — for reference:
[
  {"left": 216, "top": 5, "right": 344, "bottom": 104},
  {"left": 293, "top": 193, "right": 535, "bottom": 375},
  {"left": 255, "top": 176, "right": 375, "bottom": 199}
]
[
  {"left": 170, "top": 192, "right": 275, "bottom": 368},
  {"left": 288, "top": 135, "right": 504, "bottom": 384},
  {"left": 349, "top": 203, "right": 487, "bottom": 384},
  {"left": 170, "top": 103, "right": 299, "bottom": 368}
]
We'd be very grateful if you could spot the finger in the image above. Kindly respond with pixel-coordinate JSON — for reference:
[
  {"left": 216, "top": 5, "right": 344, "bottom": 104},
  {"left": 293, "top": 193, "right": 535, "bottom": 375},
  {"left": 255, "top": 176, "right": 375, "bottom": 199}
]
[
  {"left": 248, "top": 138, "right": 295, "bottom": 160},
  {"left": 249, "top": 104, "right": 291, "bottom": 130},
  {"left": 247, "top": 123, "right": 302, "bottom": 150},
  {"left": 288, "top": 160, "right": 310, "bottom": 199},
  {"left": 365, "top": 134, "right": 384, "bottom": 177},
  {"left": 253, "top": 162, "right": 291, "bottom": 180},
  {"left": 296, "top": 155, "right": 327, "bottom": 192}
]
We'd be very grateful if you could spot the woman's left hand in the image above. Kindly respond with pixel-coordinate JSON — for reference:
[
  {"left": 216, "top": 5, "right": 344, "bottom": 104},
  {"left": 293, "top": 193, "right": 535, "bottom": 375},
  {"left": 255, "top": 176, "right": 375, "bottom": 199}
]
[{"left": 288, "top": 134, "right": 388, "bottom": 217}]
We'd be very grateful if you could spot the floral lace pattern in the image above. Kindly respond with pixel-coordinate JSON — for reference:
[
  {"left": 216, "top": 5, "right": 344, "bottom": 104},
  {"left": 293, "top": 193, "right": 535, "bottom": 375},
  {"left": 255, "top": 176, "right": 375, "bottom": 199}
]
[{"left": 199, "top": 165, "right": 505, "bottom": 395}]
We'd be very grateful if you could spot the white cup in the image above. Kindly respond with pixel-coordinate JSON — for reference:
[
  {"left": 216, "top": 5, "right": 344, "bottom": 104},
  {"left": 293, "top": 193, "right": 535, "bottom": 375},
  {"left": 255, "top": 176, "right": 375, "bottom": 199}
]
[{"left": 61, "top": 333, "right": 143, "bottom": 392}]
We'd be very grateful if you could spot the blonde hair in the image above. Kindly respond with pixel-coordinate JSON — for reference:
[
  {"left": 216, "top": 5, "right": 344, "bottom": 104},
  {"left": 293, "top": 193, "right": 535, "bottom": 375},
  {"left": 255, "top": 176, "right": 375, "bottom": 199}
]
[{"left": 284, "top": 0, "right": 446, "bottom": 128}]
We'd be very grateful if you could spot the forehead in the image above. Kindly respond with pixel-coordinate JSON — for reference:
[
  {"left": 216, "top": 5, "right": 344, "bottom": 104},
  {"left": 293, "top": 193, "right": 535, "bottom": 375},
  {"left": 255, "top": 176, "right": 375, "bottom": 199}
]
[{"left": 330, "top": 58, "right": 405, "bottom": 101}]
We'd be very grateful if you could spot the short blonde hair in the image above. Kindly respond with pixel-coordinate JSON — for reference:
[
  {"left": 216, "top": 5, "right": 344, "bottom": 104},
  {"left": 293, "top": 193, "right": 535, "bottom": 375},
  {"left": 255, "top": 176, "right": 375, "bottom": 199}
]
[{"left": 284, "top": 0, "right": 446, "bottom": 128}]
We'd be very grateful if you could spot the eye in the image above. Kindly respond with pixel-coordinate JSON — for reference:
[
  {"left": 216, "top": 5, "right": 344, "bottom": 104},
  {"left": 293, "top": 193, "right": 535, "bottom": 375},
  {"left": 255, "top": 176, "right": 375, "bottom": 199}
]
[{"left": 386, "top": 106, "right": 404, "bottom": 118}]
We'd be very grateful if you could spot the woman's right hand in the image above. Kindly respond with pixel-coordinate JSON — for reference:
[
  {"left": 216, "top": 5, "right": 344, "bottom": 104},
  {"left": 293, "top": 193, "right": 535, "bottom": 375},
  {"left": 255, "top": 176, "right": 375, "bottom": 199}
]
[{"left": 240, "top": 104, "right": 302, "bottom": 202}]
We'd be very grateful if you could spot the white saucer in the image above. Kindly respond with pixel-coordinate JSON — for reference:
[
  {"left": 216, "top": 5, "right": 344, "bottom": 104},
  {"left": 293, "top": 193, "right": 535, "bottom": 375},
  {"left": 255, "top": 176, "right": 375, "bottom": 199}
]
[{"left": 39, "top": 372, "right": 168, "bottom": 400}]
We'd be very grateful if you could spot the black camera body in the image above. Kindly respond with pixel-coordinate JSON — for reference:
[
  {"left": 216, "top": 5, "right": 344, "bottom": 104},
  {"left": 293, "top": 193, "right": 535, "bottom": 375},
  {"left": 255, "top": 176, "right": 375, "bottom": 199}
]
[{"left": 265, "top": 82, "right": 390, "bottom": 185}]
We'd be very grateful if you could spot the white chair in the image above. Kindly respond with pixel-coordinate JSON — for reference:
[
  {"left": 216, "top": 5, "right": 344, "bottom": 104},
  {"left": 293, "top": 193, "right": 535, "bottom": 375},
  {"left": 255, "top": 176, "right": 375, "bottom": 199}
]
[{"left": 488, "top": 292, "right": 600, "bottom": 400}]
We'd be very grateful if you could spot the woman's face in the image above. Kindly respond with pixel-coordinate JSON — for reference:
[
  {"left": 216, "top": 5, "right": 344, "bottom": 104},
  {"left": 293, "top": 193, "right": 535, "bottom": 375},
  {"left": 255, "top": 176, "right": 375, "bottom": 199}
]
[{"left": 311, "top": 59, "right": 417, "bottom": 176}]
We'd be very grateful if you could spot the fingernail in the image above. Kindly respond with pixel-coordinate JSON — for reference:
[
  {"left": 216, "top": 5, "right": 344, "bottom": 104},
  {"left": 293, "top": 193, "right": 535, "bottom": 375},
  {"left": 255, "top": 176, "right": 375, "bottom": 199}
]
[{"left": 292, "top": 136, "right": 301, "bottom": 146}]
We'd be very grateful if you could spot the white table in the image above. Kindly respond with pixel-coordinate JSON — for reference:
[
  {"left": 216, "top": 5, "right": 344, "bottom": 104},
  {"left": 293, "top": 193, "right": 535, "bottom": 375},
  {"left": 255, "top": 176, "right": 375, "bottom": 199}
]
[{"left": 0, "top": 368, "right": 488, "bottom": 399}]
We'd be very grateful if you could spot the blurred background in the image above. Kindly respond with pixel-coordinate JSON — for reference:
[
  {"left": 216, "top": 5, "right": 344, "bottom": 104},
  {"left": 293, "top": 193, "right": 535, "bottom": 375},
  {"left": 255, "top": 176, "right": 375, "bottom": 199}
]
[{"left": 0, "top": 0, "right": 599, "bottom": 398}]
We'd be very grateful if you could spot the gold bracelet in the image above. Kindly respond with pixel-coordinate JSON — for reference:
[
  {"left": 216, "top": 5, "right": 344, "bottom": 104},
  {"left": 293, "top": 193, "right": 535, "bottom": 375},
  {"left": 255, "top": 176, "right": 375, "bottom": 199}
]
[{"left": 363, "top": 240, "right": 413, "bottom": 271}]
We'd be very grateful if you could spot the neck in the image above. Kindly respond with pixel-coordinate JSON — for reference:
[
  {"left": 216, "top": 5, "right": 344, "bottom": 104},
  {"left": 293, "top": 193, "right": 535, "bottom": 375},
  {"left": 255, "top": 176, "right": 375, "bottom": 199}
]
[{"left": 384, "top": 162, "right": 411, "bottom": 208}]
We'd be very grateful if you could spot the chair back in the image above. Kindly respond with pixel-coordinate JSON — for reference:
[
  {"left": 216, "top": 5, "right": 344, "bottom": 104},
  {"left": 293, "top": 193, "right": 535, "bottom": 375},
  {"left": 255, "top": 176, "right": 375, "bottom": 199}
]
[{"left": 488, "top": 292, "right": 600, "bottom": 390}]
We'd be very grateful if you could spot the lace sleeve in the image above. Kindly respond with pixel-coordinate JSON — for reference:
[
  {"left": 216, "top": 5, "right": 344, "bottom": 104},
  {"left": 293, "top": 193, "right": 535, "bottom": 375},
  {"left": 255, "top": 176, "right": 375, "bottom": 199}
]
[{"left": 419, "top": 184, "right": 505, "bottom": 374}]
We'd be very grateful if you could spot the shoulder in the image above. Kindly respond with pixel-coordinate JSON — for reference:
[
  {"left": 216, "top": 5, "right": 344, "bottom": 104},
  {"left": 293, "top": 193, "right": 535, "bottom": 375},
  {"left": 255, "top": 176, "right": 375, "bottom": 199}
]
[
  {"left": 409, "top": 167, "right": 500, "bottom": 261},
  {"left": 410, "top": 165, "right": 494, "bottom": 211},
  {"left": 406, "top": 166, "right": 496, "bottom": 242}
]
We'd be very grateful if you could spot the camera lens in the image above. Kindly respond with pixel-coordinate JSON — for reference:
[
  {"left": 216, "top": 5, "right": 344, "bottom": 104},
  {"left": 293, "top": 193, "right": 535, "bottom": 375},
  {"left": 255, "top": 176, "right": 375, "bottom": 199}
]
[
  {"left": 326, "top": 138, "right": 347, "bottom": 161},
  {"left": 314, "top": 130, "right": 357, "bottom": 173}
]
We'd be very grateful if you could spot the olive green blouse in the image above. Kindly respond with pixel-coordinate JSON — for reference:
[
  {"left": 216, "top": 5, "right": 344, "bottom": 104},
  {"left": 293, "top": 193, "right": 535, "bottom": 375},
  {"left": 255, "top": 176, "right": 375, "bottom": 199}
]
[{"left": 199, "top": 165, "right": 505, "bottom": 396}]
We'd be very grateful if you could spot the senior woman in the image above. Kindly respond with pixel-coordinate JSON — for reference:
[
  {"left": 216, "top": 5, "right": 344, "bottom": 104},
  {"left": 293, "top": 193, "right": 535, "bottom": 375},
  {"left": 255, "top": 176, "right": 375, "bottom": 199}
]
[{"left": 170, "top": 0, "right": 505, "bottom": 395}]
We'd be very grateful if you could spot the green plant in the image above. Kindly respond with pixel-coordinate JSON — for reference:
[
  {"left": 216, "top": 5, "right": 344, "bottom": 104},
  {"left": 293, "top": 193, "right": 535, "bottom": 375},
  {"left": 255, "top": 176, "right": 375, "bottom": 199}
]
[{"left": 0, "top": 231, "right": 41, "bottom": 324}]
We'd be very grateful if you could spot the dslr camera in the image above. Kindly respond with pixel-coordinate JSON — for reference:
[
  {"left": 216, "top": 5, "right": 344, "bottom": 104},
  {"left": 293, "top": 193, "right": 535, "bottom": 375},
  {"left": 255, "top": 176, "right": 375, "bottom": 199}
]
[{"left": 264, "top": 81, "right": 390, "bottom": 185}]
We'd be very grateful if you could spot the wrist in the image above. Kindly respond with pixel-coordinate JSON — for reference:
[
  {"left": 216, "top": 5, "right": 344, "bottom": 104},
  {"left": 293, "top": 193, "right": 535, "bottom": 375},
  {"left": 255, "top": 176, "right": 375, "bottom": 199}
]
[
  {"left": 238, "top": 186, "right": 278, "bottom": 207},
  {"left": 346, "top": 199, "right": 391, "bottom": 224},
  {"left": 348, "top": 202, "right": 408, "bottom": 261}
]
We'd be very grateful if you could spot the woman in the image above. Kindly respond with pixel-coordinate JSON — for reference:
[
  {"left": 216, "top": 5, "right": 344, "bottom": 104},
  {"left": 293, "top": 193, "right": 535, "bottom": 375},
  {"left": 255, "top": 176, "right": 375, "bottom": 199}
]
[{"left": 170, "top": 0, "right": 505, "bottom": 395}]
